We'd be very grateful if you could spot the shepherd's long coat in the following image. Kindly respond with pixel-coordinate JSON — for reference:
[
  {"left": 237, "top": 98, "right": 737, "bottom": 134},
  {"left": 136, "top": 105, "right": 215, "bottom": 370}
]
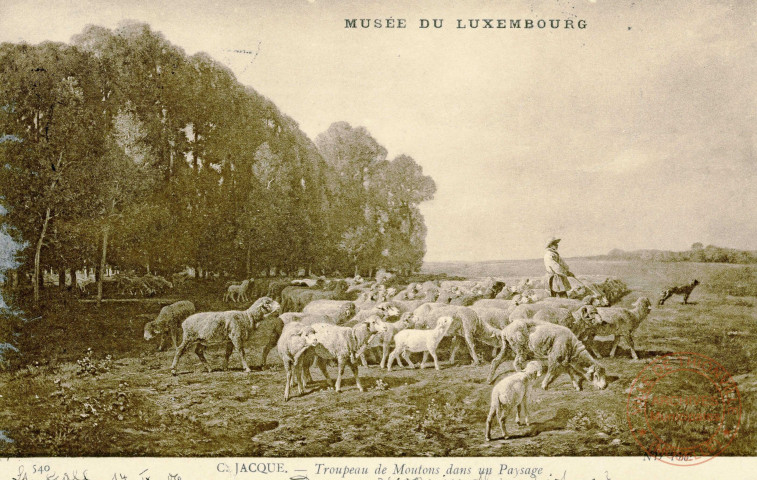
[{"left": 544, "top": 247, "right": 571, "bottom": 295}]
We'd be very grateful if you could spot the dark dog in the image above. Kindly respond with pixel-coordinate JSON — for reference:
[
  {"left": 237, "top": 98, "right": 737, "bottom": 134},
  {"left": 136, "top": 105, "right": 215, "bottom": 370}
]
[{"left": 659, "top": 279, "right": 699, "bottom": 305}]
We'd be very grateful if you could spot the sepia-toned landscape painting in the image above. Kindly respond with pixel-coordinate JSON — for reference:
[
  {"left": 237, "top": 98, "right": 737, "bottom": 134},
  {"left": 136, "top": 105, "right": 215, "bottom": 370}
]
[{"left": 0, "top": 0, "right": 755, "bottom": 459}]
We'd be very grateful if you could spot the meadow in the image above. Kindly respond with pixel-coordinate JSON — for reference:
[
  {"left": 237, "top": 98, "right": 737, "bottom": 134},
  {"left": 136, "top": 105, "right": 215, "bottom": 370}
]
[{"left": 0, "top": 259, "right": 755, "bottom": 456}]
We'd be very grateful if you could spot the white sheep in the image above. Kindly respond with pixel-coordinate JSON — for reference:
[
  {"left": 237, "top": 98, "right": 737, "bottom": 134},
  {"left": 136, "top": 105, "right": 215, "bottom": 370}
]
[
  {"left": 387, "top": 316, "right": 454, "bottom": 371},
  {"left": 143, "top": 300, "right": 196, "bottom": 351},
  {"left": 302, "top": 300, "right": 356, "bottom": 317},
  {"left": 304, "top": 319, "right": 388, "bottom": 392},
  {"left": 485, "top": 360, "right": 545, "bottom": 441},
  {"left": 591, "top": 297, "right": 652, "bottom": 360},
  {"left": 491, "top": 318, "right": 607, "bottom": 391},
  {"left": 411, "top": 304, "right": 487, "bottom": 365},
  {"left": 171, "top": 297, "right": 280, "bottom": 375},
  {"left": 277, "top": 322, "right": 319, "bottom": 401}
]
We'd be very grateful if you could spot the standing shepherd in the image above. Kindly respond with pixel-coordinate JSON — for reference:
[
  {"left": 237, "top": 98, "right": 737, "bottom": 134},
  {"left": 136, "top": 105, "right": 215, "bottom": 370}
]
[{"left": 544, "top": 237, "right": 574, "bottom": 298}]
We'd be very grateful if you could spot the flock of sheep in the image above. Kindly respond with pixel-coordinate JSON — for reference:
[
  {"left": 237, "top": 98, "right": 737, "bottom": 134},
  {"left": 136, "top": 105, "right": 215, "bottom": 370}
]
[{"left": 142, "top": 273, "right": 655, "bottom": 441}]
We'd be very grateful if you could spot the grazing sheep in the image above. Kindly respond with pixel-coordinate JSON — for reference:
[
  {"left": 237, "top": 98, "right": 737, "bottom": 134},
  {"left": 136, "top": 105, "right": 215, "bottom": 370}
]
[
  {"left": 489, "top": 319, "right": 607, "bottom": 390},
  {"left": 387, "top": 316, "right": 454, "bottom": 371},
  {"left": 485, "top": 360, "right": 545, "bottom": 441},
  {"left": 658, "top": 279, "right": 699, "bottom": 305},
  {"left": 591, "top": 297, "right": 653, "bottom": 360},
  {"left": 519, "top": 288, "right": 551, "bottom": 303},
  {"left": 304, "top": 319, "right": 388, "bottom": 393},
  {"left": 277, "top": 322, "right": 319, "bottom": 401},
  {"left": 171, "top": 297, "right": 280, "bottom": 375},
  {"left": 287, "top": 305, "right": 357, "bottom": 327},
  {"left": 143, "top": 300, "right": 196, "bottom": 351}
]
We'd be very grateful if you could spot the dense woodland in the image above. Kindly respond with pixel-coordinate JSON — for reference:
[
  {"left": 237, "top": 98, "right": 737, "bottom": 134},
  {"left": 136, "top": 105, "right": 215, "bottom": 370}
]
[{"left": 0, "top": 22, "right": 436, "bottom": 303}]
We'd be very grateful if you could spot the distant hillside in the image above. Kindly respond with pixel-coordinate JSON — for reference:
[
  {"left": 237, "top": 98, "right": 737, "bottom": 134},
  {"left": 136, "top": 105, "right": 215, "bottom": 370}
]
[{"left": 591, "top": 244, "right": 757, "bottom": 264}]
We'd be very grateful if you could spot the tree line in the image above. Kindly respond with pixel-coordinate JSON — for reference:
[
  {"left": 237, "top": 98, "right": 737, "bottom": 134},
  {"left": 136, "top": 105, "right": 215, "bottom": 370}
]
[
  {"left": 601, "top": 243, "right": 757, "bottom": 264},
  {"left": 0, "top": 21, "right": 436, "bottom": 303}
]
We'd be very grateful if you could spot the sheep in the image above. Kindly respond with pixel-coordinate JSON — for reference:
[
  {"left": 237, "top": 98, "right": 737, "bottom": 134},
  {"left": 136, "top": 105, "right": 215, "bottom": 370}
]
[
  {"left": 590, "top": 297, "right": 652, "bottom": 360},
  {"left": 410, "top": 304, "right": 487, "bottom": 365},
  {"left": 224, "top": 279, "right": 251, "bottom": 303},
  {"left": 509, "top": 297, "right": 598, "bottom": 322},
  {"left": 303, "top": 319, "right": 388, "bottom": 392},
  {"left": 302, "top": 300, "right": 357, "bottom": 319},
  {"left": 472, "top": 298, "right": 522, "bottom": 313},
  {"left": 387, "top": 316, "right": 454, "bottom": 371},
  {"left": 352, "top": 312, "right": 414, "bottom": 368},
  {"left": 470, "top": 306, "right": 511, "bottom": 330},
  {"left": 532, "top": 305, "right": 603, "bottom": 343},
  {"left": 489, "top": 319, "right": 607, "bottom": 391},
  {"left": 170, "top": 297, "right": 281, "bottom": 375},
  {"left": 266, "top": 279, "right": 292, "bottom": 302},
  {"left": 485, "top": 360, "right": 545, "bottom": 441},
  {"left": 519, "top": 288, "right": 551, "bottom": 303},
  {"left": 450, "top": 281, "right": 507, "bottom": 305},
  {"left": 281, "top": 282, "right": 349, "bottom": 312},
  {"left": 345, "top": 303, "right": 401, "bottom": 326},
  {"left": 277, "top": 322, "right": 319, "bottom": 401},
  {"left": 143, "top": 300, "right": 196, "bottom": 351}
]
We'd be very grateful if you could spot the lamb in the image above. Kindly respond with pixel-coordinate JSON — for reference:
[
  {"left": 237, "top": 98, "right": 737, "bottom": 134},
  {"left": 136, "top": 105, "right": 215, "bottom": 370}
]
[
  {"left": 277, "top": 322, "right": 319, "bottom": 401},
  {"left": 143, "top": 300, "right": 196, "bottom": 351},
  {"left": 410, "top": 304, "right": 486, "bottom": 365},
  {"left": 170, "top": 297, "right": 280, "bottom": 375},
  {"left": 224, "top": 279, "right": 252, "bottom": 303},
  {"left": 387, "top": 316, "right": 454, "bottom": 371},
  {"left": 590, "top": 297, "right": 652, "bottom": 360},
  {"left": 485, "top": 360, "right": 545, "bottom": 441},
  {"left": 489, "top": 319, "right": 607, "bottom": 391},
  {"left": 354, "top": 312, "right": 415, "bottom": 368},
  {"left": 303, "top": 319, "right": 388, "bottom": 392}
]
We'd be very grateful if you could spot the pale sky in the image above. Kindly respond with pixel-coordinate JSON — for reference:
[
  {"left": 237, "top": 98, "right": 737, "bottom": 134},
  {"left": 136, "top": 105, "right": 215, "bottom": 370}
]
[{"left": 1, "top": 0, "right": 755, "bottom": 261}]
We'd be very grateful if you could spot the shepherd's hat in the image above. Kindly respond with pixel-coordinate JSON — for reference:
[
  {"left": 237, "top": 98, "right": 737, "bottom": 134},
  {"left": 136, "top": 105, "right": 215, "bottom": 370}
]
[{"left": 546, "top": 237, "right": 561, "bottom": 248}]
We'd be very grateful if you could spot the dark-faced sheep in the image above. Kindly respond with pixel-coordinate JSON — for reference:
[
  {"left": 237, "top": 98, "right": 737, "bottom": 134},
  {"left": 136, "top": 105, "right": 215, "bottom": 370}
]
[
  {"left": 143, "top": 300, "right": 196, "bottom": 351},
  {"left": 170, "top": 297, "right": 280, "bottom": 375}
]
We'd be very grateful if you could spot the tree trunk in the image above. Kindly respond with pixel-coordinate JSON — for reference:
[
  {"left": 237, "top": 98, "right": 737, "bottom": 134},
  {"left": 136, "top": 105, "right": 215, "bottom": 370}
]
[
  {"left": 70, "top": 268, "right": 78, "bottom": 290},
  {"left": 354, "top": 264, "right": 359, "bottom": 278},
  {"left": 97, "top": 226, "right": 109, "bottom": 306},
  {"left": 246, "top": 243, "right": 251, "bottom": 277},
  {"left": 33, "top": 207, "right": 52, "bottom": 303},
  {"left": 58, "top": 269, "right": 66, "bottom": 290}
]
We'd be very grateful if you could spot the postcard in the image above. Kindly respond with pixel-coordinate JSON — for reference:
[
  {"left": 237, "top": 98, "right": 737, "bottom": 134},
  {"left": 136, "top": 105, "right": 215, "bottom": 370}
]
[{"left": 0, "top": 0, "right": 754, "bottom": 478}]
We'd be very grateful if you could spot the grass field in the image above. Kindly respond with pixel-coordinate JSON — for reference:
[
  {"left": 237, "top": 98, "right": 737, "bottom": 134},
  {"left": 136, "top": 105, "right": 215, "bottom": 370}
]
[{"left": 0, "top": 259, "right": 755, "bottom": 456}]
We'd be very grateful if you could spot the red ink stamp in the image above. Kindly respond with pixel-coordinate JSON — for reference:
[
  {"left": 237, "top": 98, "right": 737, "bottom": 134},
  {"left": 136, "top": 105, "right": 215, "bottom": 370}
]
[{"left": 627, "top": 352, "right": 741, "bottom": 465}]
